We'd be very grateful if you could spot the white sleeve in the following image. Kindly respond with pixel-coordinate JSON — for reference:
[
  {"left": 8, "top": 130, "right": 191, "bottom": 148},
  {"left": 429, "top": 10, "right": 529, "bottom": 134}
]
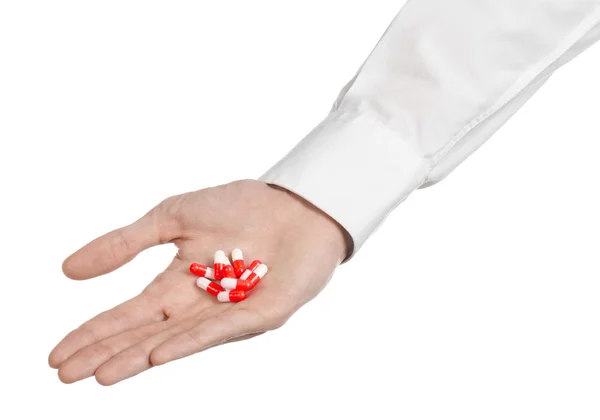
[{"left": 260, "top": 0, "right": 600, "bottom": 256}]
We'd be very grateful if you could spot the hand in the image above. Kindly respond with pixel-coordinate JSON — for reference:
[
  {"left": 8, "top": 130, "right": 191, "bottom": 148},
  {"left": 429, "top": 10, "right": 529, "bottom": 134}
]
[{"left": 48, "top": 180, "right": 350, "bottom": 385}]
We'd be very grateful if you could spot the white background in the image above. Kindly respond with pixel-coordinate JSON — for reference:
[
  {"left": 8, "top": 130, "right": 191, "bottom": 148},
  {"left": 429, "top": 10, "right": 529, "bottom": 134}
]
[{"left": 1, "top": 1, "right": 599, "bottom": 419}]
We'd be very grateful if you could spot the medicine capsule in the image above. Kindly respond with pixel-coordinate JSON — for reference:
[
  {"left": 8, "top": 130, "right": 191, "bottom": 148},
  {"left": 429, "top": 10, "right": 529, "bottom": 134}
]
[
  {"left": 239, "top": 259, "right": 262, "bottom": 280},
  {"left": 196, "top": 277, "right": 225, "bottom": 297},
  {"left": 223, "top": 264, "right": 236, "bottom": 278},
  {"left": 189, "top": 263, "right": 215, "bottom": 280},
  {"left": 231, "top": 248, "right": 246, "bottom": 277},
  {"left": 221, "top": 264, "right": 268, "bottom": 291},
  {"left": 245, "top": 263, "right": 268, "bottom": 288},
  {"left": 217, "top": 290, "right": 247, "bottom": 303},
  {"left": 214, "top": 250, "right": 226, "bottom": 280},
  {"left": 222, "top": 255, "right": 236, "bottom": 278}
]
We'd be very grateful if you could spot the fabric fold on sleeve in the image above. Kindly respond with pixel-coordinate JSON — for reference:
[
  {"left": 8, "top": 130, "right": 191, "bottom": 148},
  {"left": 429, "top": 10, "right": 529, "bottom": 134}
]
[{"left": 261, "top": 0, "right": 600, "bottom": 257}]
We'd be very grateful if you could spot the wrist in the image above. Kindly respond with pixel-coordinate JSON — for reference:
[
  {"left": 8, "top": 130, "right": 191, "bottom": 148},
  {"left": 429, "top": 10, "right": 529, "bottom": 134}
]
[{"left": 266, "top": 184, "right": 353, "bottom": 264}]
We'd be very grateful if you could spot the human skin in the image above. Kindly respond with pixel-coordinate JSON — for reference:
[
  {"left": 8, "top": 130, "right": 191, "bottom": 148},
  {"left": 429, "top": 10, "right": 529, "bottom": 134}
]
[{"left": 48, "top": 180, "right": 351, "bottom": 385}]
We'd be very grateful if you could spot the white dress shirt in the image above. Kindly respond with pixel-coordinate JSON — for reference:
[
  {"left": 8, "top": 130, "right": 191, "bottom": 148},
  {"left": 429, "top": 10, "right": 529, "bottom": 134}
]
[{"left": 261, "top": 0, "right": 600, "bottom": 256}]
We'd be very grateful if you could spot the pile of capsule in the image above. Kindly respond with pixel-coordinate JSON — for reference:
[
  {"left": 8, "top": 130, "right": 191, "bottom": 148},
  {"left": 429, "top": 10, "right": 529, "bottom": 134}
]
[{"left": 190, "top": 249, "right": 268, "bottom": 303}]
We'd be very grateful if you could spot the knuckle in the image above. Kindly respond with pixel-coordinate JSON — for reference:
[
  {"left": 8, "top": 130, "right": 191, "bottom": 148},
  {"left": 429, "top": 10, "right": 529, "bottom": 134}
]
[
  {"left": 183, "top": 329, "right": 205, "bottom": 348},
  {"left": 87, "top": 341, "right": 112, "bottom": 361},
  {"left": 154, "top": 195, "right": 187, "bottom": 241},
  {"left": 159, "top": 194, "right": 187, "bottom": 218},
  {"left": 129, "top": 346, "right": 151, "bottom": 362},
  {"left": 109, "top": 229, "right": 136, "bottom": 262},
  {"left": 77, "top": 323, "right": 99, "bottom": 344}
]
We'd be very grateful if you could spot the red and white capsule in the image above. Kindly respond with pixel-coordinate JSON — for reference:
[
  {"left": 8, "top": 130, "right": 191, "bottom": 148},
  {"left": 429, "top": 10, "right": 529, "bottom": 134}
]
[
  {"left": 196, "top": 277, "right": 225, "bottom": 297},
  {"left": 213, "top": 250, "right": 227, "bottom": 280},
  {"left": 222, "top": 255, "right": 236, "bottom": 278},
  {"left": 189, "top": 263, "right": 215, "bottom": 280},
  {"left": 223, "top": 265, "right": 235, "bottom": 278},
  {"left": 221, "top": 263, "right": 268, "bottom": 291},
  {"left": 231, "top": 249, "right": 246, "bottom": 277},
  {"left": 244, "top": 263, "right": 268, "bottom": 288},
  {"left": 217, "top": 290, "right": 247, "bottom": 303},
  {"left": 239, "top": 259, "right": 262, "bottom": 280}
]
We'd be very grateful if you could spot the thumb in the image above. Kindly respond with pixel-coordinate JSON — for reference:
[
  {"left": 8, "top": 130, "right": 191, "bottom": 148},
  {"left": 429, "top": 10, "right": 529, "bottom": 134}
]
[{"left": 62, "top": 198, "right": 182, "bottom": 280}]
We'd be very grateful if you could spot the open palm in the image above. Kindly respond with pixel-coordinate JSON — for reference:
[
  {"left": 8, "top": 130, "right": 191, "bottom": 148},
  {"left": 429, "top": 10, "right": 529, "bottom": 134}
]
[{"left": 49, "top": 180, "right": 349, "bottom": 385}]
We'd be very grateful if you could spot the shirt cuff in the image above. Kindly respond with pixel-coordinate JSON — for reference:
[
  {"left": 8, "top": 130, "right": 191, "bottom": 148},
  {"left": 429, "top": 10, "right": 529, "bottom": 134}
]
[{"left": 259, "top": 102, "right": 429, "bottom": 258}]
